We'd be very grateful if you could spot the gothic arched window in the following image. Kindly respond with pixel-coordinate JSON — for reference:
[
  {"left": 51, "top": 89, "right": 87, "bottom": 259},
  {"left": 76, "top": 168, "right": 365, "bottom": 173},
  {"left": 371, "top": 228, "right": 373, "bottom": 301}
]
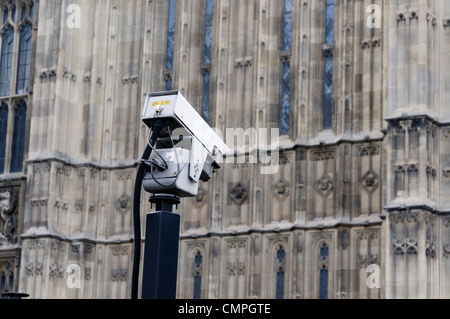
[
  {"left": 200, "top": 0, "right": 213, "bottom": 123},
  {"left": 0, "top": 26, "right": 14, "bottom": 96},
  {"left": 318, "top": 242, "right": 329, "bottom": 299},
  {"left": 192, "top": 250, "right": 203, "bottom": 299},
  {"left": 0, "top": 262, "right": 14, "bottom": 295},
  {"left": 280, "top": 0, "right": 292, "bottom": 136},
  {"left": 164, "top": 0, "right": 177, "bottom": 91},
  {"left": 16, "top": 23, "right": 33, "bottom": 94},
  {"left": 323, "top": 0, "right": 335, "bottom": 130},
  {"left": 275, "top": 245, "right": 286, "bottom": 299},
  {"left": 0, "top": 1, "right": 34, "bottom": 176},
  {"left": 0, "top": 103, "right": 8, "bottom": 174},
  {"left": 10, "top": 100, "right": 27, "bottom": 173}
]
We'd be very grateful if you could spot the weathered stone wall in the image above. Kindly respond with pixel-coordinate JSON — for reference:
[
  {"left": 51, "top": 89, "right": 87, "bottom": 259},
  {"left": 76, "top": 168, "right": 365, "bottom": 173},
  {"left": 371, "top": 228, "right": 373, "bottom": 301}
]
[{"left": 0, "top": 0, "right": 448, "bottom": 299}]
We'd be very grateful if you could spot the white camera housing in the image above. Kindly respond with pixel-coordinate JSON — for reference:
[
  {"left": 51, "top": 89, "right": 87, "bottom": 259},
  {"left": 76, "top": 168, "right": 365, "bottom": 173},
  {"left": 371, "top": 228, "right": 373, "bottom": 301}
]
[{"left": 141, "top": 91, "right": 229, "bottom": 197}]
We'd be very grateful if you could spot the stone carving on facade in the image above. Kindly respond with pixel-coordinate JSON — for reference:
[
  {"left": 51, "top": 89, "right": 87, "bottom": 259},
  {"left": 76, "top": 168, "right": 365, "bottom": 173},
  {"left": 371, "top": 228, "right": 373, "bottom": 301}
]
[
  {"left": 426, "top": 165, "right": 437, "bottom": 177},
  {"left": 425, "top": 214, "right": 436, "bottom": 226},
  {"left": 227, "top": 239, "right": 246, "bottom": 249},
  {"left": 39, "top": 68, "right": 57, "bottom": 80},
  {"left": 56, "top": 164, "right": 71, "bottom": 176},
  {"left": 33, "top": 162, "right": 50, "bottom": 174},
  {"left": 111, "top": 246, "right": 128, "bottom": 257},
  {"left": 234, "top": 56, "right": 252, "bottom": 68},
  {"left": 49, "top": 263, "right": 65, "bottom": 279},
  {"left": 279, "top": 50, "right": 291, "bottom": 63},
  {"left": 443, "top": 245, "right": 450, "bottom": 259},
  {"left": 271, "top": 178, "right": 290, "bottom": 201},
  {"left": 121, "top": 75, "right": 138, "bottom": 85},
  {"left": 360, "top": 170, "right": 379, "bottom": 193},
  {"left": 191, "top": 184, "right": 208, "bottom": 209},
  {"left": 111, "top": 269, "right": 128, "bottom": 282},
  {"left": 226, "top": 262, "right": 245, "bottom": 276},
  {"left": 88, "top": 203, "right": 95, "bottom": 214},
  {"left": 357, "top": 254, "right": 378, "bottom": 269},
  {"left": 74, "top": 200, "right": 84, "bottom": 212},
  {"left": 426, "top": 11, "right": 437, "bottom": 26},
  {"left": 85, "top": 268, "right": 92, "bottom": 281},
  {"left": 322, "top": 43, "right": 334, "bottom": 57},
  {"left": 229, "top": 181, "right": 249, "bottom": 205},
  {"left": 30, "top": 198, "right": 48, "bottom": 207},
  {"left": 27, "top": 239, "right": 46, "bottom": 250},
  {"left": 357, "top": 145, "right": 380, "bottom": 157},
  {"left": 391, "top": 211, "right": 418, "bottom": 224},
  {"left": 393, "top": 238, "right": 418, "bottom": 255},
  {"left": 83, "top": 72, "right": 91, "bottom": 83},
  {"left": 357, "top": 230, "right": 378, "bottom": 241},
  {"left": 443, "top": 18, "right": 450, "bottom": 28},
  {"left": 443, "top": 167, "right": 450, "bottom": 178},
  {"left": 0, "top": 189, "right": 19, "bottom": 246},
  {"left": 338, "top": 229, "right": 350, "bottom": 249},
  {"left": 115, "top": 193, "right": 131, "bottom": 216},
  {"left": 425, "top": 240, "right": 436, "bottom": 258},
  {"left": 51, "top": 240, "right": 65, "bottom": 253},
  {"left": 360, "top": 38, "right": 381, "bottom": 49},
  {"left": 315, "top": 174, "right": 334, "bottom": 199},
  {"left": 54, "top": 198, "right": 69, "bottom": 211},
  {"left": 311, "top": 149, "right": 335, "bottom": 161},
  {"left": 26, "top": 262, "right": 43, "bottom": 277}
]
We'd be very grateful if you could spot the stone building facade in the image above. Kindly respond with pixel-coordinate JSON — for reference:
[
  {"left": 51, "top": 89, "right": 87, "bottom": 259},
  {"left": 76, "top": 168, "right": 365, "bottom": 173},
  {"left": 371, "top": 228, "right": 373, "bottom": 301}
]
[{"left": 0, "top": 0, "right": 449, "bottom": 299}]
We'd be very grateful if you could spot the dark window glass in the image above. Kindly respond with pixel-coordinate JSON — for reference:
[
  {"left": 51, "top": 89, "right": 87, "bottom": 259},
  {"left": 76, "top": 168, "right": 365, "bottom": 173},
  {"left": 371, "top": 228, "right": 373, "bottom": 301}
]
[
  {"left": 283, "top": 0, "right": 292, "bottom": 51},
  {"left": 0, "top": 26, "right": 14, "bottom": 96},
  {"left": 0, "top": 103, "right": 8, "bottom": 174},
  {"left": 165, "top": 0, "right": 176, "bottom": 90},
  {"left": 3, "top": 8, "right": 7, "bottom": 25},
  {"left": 201, "top": 0, "right": 213, "bottom": 123},
  {"left": 10, "top": 101, "right": 26, "bottom": 173},
  {"left": 275, "top": 246, "right": 286, "bottom": 299},
  {"left": 193, "top": 251, "right": 202, "bottom": 299},
  {"left": 319, "top": 243, "right": 329, "bottom": 299},
  {"left": 280, "top": 0, "right": 292, "bottom": 135},
  {"left": 16, "top": 23, "right": 32, "bottom": 94},
  {"left": 323, "top": 0, "right": 334, "bottom": 129}
]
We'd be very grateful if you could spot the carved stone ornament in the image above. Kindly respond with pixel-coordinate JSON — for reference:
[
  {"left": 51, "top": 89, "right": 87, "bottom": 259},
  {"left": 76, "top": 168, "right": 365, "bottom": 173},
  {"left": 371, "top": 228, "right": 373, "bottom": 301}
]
[
  {"left": 391, "top": 211, "right": 418, "bottom": 224},
  {"left": 226, "top": 262, "right": 245, "bottom": 276},
  {"left": 271, "top": 178, "right": 290, "bottom": 201},
  {"left": 0, "top": 189, "right": 19, "bottom": 246},
  {"left": 426, "top": 240, "right": 436, "bottom": 258},
  {"left": 357, "top": 145, "right": 380, "bottom": 157},
  {"left": 111, "top": 269, "right": 128, "bottom": 282},
  {"left": 115, "top": 193, "right": 131, "bottom": 216},
  {"left": 443, "top": 244, "right": 450, "bottom": 259},
  {"left": 49, "top": 263, "right": 65, "bottom": 279},
  {"left": 229, "top": 181, "right": 249, "bottom": 205},
  {"left": 315, "top": 174, "right": 334, "bottom": 198},
  {"left": 393, "top": 238, "right": 417, "bottom": 255},
  {"left": 357, "top": 254, "right": 378, "bottom": 269},
  {"left": 360, "top": 170, "right": 380, "bottom": 193},
  {"left": 191, "top": 184, "right": 208, "bottom": 209}
]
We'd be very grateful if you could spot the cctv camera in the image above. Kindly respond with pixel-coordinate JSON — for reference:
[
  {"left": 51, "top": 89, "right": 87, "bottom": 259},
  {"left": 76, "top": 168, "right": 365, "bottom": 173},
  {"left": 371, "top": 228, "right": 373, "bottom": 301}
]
[{"left": 141, "top": 91, "right": 229, "bottom": 197}]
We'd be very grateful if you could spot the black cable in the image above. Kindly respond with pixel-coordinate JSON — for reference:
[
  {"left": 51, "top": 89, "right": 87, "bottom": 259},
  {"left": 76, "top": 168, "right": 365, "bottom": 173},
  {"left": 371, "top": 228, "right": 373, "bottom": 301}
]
[{"left": 131, "top": 120, "right": 164, "bottom": 299}]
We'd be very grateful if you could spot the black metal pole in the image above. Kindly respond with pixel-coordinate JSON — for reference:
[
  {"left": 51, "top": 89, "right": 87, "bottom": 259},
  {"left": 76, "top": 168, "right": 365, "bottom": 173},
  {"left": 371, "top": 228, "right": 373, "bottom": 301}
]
[
  {"left": 131, "top": 120, "right": 164, "bottom": 299},
  {"left": 141, "top": 194, "right": 181, "bottom": 299}
]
